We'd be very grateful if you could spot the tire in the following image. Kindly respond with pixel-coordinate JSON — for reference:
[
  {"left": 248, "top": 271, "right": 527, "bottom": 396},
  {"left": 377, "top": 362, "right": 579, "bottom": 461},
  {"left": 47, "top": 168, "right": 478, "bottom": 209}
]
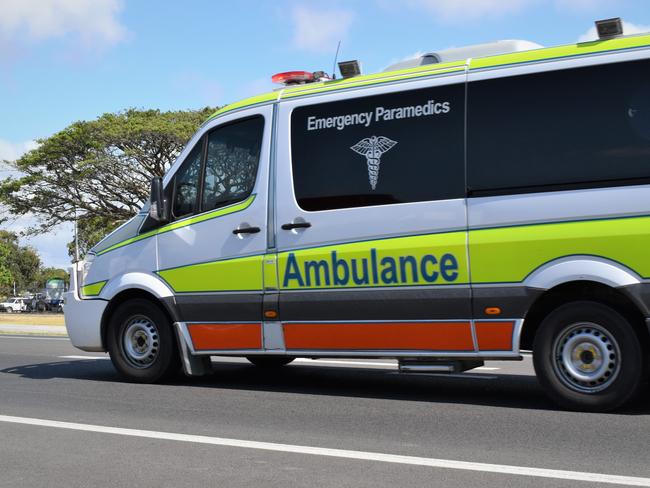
[
  {"left": 5, "top": 308, "right": 12, "bottom": 314},
  {"left": 533, "top": 301, "right": 645, "bottom": 412},
  {"left": 107, "top": 299, "right": 180, "bottom": 383},
  {"left": 246, "top": 356, "right": 295, "bottom": 368}
]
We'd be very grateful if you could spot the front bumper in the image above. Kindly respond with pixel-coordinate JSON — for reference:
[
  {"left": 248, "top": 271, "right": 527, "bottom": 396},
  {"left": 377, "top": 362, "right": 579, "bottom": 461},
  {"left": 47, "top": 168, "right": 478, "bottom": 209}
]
[{"left": 63, "top": 265, "right": 107, "bottom": 352}]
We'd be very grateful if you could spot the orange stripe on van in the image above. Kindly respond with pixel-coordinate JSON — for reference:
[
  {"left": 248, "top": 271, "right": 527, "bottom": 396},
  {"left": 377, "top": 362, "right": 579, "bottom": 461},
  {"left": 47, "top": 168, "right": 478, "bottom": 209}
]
[
  {"left": 475, "top": 321, "right": 514, "bottom": 351},
  {"left": 283, "top": 322, "right": 474, "bottom": 351},
  {"left": 188, "top": 323, "right": 262, "bottom": 351}
]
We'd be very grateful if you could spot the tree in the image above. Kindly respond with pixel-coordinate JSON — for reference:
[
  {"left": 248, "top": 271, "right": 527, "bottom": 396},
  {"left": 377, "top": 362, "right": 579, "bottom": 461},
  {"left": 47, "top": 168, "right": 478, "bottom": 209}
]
[
  {"left": 65, "top": 214, "right": 121, "bottom": 259},
  {"left": 0, "top": 243, "right": 13, "bottom": 293},
  {"left": 0, "top": 107, "right": 216, "bottom": 256},
  {"left": 35, "top": 267, "right": 69, "bottom": 287},
  {"left": 0, "top": 231, "right": 41, "bottom": 296}
]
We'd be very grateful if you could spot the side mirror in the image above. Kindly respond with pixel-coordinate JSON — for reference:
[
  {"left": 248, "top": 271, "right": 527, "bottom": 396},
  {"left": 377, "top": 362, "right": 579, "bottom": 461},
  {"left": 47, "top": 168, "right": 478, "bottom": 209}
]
[{"left": 148, "top": 176, "right": 169, "bottom": 223}]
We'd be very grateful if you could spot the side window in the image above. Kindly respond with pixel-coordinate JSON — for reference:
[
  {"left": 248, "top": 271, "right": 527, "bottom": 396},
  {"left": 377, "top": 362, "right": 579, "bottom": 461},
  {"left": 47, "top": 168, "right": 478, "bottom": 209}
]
[
  {"left": 467, "top": 58, "right": 650, "bottom": 194},
  {"left": 202, "top": 116, "right": 264, "bottom": 211},
  {"left": 290, "top": 84, "right": 465, "bottom": 211},
  {"left": 172, "top": 142, "right": 203, "bottom": 219}
]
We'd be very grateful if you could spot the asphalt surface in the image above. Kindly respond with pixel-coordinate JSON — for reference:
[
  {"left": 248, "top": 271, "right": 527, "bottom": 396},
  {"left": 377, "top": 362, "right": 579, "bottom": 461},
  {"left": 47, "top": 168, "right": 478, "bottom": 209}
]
[{"left": 1, "top": 334, "right": 650, "bottom": 487}]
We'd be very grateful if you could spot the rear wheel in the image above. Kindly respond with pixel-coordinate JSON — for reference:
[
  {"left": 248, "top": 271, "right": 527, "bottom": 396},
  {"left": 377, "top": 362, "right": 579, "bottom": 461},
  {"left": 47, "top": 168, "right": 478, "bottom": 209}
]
[
  {"left": 246, "top": 356, "right": 295, "bottom": 368},
  {"left": 5, "top": 308, "right": 12, "bottom": 314},
  {"left": 533, "top": 301, "right": 645, "bottom": 412},
  {"left": 107, "top": 299, "right": 180, "bottom": 383}
]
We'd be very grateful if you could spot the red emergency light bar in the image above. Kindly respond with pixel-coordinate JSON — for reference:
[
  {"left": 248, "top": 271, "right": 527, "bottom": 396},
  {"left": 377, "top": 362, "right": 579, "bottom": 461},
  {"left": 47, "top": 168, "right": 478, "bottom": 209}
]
[{"left": 271, "top": 70, "right": 315, "bottom": 85}]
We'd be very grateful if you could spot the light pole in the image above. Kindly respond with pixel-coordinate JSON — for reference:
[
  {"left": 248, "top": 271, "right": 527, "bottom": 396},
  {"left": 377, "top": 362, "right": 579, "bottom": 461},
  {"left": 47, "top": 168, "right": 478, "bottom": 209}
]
[{"left": 74, "top": 207, "right": 80, "bottom": 262}]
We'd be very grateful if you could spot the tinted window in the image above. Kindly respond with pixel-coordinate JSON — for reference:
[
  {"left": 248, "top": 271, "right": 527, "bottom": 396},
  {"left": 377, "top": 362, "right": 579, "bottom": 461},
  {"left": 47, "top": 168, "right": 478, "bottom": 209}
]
[
  {"left": 291, "top": 84, "right": 465, "bottom": 211},
  {"left": 468, "top": 59, "right": 650, "bottom": 194},
  {"left": 172, "top": 142, "right": 203, "bottom": 218},
  {"left": 202, "top": 117, "right": 264, "bottom": 211}
]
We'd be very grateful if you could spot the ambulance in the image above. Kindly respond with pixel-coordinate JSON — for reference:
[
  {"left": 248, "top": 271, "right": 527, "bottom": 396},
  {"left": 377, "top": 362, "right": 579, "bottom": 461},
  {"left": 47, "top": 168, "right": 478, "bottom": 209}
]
[{"left": 65, "top": 19, "right": 650, "bottom": 411}]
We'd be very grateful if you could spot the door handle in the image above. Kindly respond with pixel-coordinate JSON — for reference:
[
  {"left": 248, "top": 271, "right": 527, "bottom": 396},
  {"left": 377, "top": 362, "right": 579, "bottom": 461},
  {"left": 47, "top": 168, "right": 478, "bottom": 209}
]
[
  {"left": 281, "top": 222, "right": 312, "bottom": 230},
  {"left": 233, "top": 226, "right": 261, "bottom": 235}
]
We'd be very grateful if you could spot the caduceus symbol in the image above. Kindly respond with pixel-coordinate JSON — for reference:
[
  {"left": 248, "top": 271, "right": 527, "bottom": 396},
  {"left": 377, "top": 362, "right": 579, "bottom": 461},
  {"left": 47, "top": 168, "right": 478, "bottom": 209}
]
[{"left": 350, "top": 135, "right": 398, "bottom": 190}]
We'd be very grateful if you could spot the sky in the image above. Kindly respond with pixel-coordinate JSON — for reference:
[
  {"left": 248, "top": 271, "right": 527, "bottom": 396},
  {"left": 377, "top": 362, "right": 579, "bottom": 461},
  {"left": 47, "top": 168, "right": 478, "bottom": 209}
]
[{"left": 1, "top": 0, "right": 649, "bottom": 268}]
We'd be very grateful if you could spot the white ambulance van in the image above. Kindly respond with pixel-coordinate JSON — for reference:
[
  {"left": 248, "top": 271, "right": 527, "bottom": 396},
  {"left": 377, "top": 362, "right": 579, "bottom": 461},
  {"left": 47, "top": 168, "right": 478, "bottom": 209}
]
[{"left": 65, "top": 26, "right": 650, "bottom": 411}]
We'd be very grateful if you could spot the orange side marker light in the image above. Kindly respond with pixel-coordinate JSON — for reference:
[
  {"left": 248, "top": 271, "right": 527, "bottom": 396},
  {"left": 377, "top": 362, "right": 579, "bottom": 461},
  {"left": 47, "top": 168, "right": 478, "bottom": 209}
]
[{"left": 485, "top": 307, "right": 502, "bottom": 316}]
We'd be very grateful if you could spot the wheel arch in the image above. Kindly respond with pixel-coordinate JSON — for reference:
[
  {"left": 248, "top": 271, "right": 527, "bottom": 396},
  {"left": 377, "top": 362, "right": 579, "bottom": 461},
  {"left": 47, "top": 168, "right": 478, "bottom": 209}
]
[
  {"left": 100, "top": 288, "right": 179, "bottom": 350},
  {"left": 520, "top": 280, "right": 650, "bottom": 351}
]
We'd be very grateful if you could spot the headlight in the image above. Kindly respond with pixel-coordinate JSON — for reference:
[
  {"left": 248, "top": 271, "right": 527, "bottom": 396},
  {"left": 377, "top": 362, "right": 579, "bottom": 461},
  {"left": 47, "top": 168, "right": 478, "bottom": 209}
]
[{"left": 79, "top": 253, "right": 95, "bottom": 288}]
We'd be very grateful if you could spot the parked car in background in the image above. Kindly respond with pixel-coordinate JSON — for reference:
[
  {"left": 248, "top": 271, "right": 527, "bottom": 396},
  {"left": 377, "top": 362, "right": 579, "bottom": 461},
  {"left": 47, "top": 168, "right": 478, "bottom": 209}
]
[{"left": 0, "top": 297, "right": 27, "bottom": 313}]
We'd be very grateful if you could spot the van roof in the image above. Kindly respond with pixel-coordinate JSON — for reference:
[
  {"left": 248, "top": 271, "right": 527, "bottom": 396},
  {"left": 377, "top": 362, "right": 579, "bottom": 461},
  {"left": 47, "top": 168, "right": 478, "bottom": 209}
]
[{"left": 208, "top": 33, "right": 650, "bottom": 121}]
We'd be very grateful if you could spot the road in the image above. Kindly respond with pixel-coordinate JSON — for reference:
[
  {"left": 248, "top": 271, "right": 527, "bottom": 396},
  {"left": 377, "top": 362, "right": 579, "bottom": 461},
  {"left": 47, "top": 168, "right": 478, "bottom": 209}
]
[{"left": 1, "top": 334, "right": 649, "bottom": 487}]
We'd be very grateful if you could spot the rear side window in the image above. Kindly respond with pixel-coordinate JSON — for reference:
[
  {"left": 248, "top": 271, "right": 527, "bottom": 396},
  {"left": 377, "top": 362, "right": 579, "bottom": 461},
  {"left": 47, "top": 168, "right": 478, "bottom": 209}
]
[
  {"left": 202, "top": 116, "right": 264, "bottom": 211},
  {"left": 468, "top": 59, "right": 650, "bottom": 194},
  {"left": 172, "top": 142, "right": 203, "bottom": 219},
  {"left": 291, "top": 84, "right": 465, "bottom": 211}
]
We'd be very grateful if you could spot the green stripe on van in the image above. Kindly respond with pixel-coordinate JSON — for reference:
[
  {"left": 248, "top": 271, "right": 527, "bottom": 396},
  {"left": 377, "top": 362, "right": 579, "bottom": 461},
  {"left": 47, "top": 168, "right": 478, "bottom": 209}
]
[
  {"left": 157, "top": 254, "right": 264, "bottom": 293},
  {"left": 280, "top": 63, "right": 466, "bottom": 99},
  {"left": 470, "top": 215, "right": 650, "bottom": 283},
  {"left": 81, "top": 280, "right": 107, "bottom": 297},
  {"left": 471, "top": 34, "right": 650, "bottom": 71},
  {"left": 136, "top": 213, "right": 650, "bottom": 294},
  {"left": 97, "top": 194, "right": 256, "bottom": 256}
]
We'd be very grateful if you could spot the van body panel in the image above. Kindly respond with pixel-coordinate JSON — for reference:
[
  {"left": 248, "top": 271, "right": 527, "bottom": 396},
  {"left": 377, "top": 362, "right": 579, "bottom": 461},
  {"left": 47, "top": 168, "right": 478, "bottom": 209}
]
[
  {"left": 65, "top": 33, "right": 650, "bottom": 393},
  {"left": 155, "top": 105, "right": 273, "bottom": 332},
  {"left": 467, "top": 54, "right": 650, "bottom": 294},
  {"left": 81, "top": 236, "right": 158, "bottom": 299},
  {"left": 273, "top": 70, "right": 472, "bottom": 350}
]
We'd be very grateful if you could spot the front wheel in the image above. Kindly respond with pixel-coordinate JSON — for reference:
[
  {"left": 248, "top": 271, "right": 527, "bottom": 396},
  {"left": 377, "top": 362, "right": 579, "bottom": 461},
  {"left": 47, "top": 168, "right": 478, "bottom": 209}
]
[
  {"left": 533, "top": 301, "right": 645, "bottom": 412},
  {"left": 107, "top": 299, "right": 180, "bottom": 383},
  {"left": 246, "top": 356, "right": 295, "bottom": 368}
]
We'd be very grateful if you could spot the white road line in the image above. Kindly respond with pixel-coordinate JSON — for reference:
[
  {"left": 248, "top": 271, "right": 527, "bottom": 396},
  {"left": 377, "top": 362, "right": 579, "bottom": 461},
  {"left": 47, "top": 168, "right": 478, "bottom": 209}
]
[
  {"left": 0, "top": 414, "right": 647, "bottom": 486},
  {"left": 0, "top": 335, "right": 68, "bottom": 341},
  {"left": 59, "top": 355, "right": 109, "bottom": 360}
]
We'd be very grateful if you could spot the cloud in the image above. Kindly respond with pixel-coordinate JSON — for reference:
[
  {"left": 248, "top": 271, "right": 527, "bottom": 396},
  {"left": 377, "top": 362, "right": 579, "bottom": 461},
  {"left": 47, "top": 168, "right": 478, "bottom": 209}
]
[
  {"left": 172, "top": 72, "right": 222, "bottom": 105},
  {"left": 0, "top": 139, "right": 37, "bottom": 164},
  {"left": 406, "top": 0, "right": 533, "bottom": 21},
  {"left": 291, "top": 5, "right": 354, "bottom": 53},
  {"left": 0, "top": 0, "right": 126, "bottom": 47},
  {"left": 23, "top": 222, "right": 74, "bottom": 269},
  {"left": 3, "top": 217, "right": 74, "bottom": 268},
  {"left": 578, "top": 21, "right": 650, "bottom": 42},
  {"left": 238, "top": 77, "right": 276, "bottom": 99}
]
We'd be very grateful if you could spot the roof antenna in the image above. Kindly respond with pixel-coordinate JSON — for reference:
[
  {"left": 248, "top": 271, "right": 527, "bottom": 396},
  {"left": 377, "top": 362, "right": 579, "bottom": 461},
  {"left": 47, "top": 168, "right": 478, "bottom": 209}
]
[{"left": 331, "top": 40, "right": 341, "bottom": 79}]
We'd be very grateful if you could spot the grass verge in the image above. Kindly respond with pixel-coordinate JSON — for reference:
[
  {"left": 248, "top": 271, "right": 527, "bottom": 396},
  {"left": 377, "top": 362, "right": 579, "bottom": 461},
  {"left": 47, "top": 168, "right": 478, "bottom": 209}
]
[{"left": 0, "top": 313, "right": 65, "bottom": 326}]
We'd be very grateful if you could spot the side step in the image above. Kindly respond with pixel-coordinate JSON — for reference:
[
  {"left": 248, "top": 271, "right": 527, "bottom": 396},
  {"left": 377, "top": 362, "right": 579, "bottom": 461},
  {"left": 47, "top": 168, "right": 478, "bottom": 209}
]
[{"left": 398, "top": 359, "right": 484, "bottom": 374}]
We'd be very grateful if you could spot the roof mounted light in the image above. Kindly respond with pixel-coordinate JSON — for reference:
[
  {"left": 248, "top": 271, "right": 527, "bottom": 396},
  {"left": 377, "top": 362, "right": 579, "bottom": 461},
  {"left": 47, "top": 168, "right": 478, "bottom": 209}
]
[
  {"left": 595, "top": 17, "right": 623, "bottom": 40},
  {"left": 312, "top": 71, "right": 332, "bottom": 82},
  {"left": 338, "top": 60, "right": 362, "bottom": 79},
  {"left": 272, "top": 71, "right": 314, "bottom": 85}
]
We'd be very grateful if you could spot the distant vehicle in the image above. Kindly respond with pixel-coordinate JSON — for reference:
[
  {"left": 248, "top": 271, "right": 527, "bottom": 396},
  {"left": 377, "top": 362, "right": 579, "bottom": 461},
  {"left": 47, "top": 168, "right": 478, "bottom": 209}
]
[
  {"left": 0, "top": 297, "right": 27, "bottom": 313},
  {"left": 24, "top": 280, "right": 67, "bottom": 313},
  {"left": 45, "top": 278, "right": 66, "bottom": 302},
  {"left": 66, "top": 20, "right": 650, "bottom": 412}
]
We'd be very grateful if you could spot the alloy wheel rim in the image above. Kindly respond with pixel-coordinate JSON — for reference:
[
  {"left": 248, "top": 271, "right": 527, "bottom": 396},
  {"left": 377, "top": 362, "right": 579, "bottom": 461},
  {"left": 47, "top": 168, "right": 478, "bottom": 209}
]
[{"left": 552, "top": 322, "right": 620, "bottom": 394}]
